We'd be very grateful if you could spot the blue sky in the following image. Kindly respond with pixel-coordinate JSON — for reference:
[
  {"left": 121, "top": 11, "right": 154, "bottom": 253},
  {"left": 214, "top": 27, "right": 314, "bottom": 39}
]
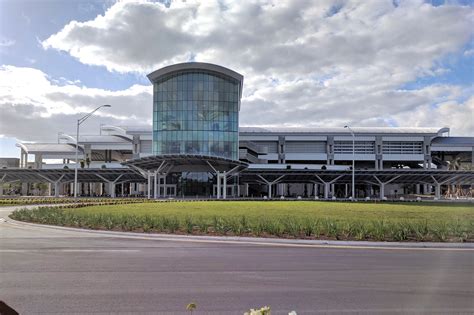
[
  {"left": 0, "top": 0, "right": 143, "bottom": 90},
  {"left": 0, "top": 0, "right": 473, "bottom": 158}
]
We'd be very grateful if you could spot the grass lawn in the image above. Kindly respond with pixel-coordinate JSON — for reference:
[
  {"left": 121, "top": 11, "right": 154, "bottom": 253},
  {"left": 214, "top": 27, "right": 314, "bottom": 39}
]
[
  {"left": 70, "top": 201, "right": 474, "bottom": 222},
  {"left": 10, "top": 201, "right": 474, "bottom": 242}
]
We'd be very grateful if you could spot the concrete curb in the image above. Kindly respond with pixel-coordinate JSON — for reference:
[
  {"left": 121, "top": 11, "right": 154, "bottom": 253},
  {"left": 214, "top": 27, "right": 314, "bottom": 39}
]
[{"left": 5, "top": 216, "right": 474, "bottom": 250}]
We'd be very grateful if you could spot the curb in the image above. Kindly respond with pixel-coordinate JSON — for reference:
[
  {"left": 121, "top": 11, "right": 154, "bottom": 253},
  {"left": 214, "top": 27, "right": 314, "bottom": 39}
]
[{"left": 5, "top": 216, "right": 474, "bottom": 250}]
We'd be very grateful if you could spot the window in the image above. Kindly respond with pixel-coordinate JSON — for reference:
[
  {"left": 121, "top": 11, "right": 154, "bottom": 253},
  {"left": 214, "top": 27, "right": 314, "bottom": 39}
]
[
  {"left": 152, "top": 71, "right": 239, "bottom": 159},
  {"left": 382, "top": 142, "right": 423, "bottom": 154},
  {"left": 334, "top": 141, "right": 375, "bottom": 154}
]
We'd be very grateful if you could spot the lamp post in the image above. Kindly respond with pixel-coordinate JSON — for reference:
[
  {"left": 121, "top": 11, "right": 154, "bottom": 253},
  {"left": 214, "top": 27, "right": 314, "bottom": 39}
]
[
  {"left": 74, "top": 105, "right": 111, "bottom": 199},
  {"left": 344, "top": 125, "right": 355, "bottom": 201}
]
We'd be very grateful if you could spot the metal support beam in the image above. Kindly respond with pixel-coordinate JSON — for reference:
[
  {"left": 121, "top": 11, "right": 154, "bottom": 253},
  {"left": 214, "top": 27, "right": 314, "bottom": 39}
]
[
  {"left": 157, "top": 174, "right": 162, "bottom": 198},
  {"left": 95, "top": 174, "right": 125, "bottom": 198},
  {"left": 163, "top": 174, "right": 167, "bottom": 198},
  {"left": 435, "top": 183, "right": 441, "bottom": 199},
  {"left": 147, "top": 172, "right": 151, "bottom": 199},
  {"left": 0, "top": 174, "right": 5, "bottom": 196},
  {"left": 257, "top": 175, "right": 285, "bottom": 199},
  {"left": 37, "top": 173, "right": 65, "bottom": 197},
  {"left": 236, "top": 175, "right": 240, "bottom": 197},
  {"left": 373, "top": 175, "right": 400, "bottom": 199},
  {"left": 223, "top": 171, "right": 227, "bottom": 199},
  {"left": 108, "top": 182, "right": 116, "bottom": 198},
  {"left": 430, "top": 175, "right": 461, "bottom": 199},
  {"left": 153, "top": 172, "right": 158, "bottom": 199},
  {"left": 206, "top": 160, "right": 218, "bottom": 173},
  {"left": 313, "top": 183, "right": 318, "bottom": 199},
  {"left": 314, "top": 174, "right": 343, "bottom": 199},
  {"left": 216, "top": 173, "right": 220, "bottom": 199}
]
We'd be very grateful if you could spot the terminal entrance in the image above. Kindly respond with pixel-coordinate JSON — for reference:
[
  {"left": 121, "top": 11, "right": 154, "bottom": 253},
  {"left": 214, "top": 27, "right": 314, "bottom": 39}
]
[{"left": 213, "top": 184, "right": 238, "bottom": 198}]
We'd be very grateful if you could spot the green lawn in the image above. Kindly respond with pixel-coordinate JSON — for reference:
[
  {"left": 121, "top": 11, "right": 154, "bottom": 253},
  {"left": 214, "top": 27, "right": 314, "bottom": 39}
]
[
  {"left": 71, "top": 201, "right": 474, "bottom": 223},
  {"left": 10, "top": 201, "right": 474, "bottom": 242}
]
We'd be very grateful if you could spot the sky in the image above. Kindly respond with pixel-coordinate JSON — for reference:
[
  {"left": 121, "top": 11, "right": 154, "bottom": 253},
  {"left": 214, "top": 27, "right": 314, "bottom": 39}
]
[{"left": 0, "top": 0, "right": 473, "bottom": 158}]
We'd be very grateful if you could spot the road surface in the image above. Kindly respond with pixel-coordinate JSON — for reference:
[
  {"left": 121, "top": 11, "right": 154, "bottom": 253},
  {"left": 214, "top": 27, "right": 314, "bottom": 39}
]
[{"left": 1, "top": 206, "right": 473, "bottom": 314}]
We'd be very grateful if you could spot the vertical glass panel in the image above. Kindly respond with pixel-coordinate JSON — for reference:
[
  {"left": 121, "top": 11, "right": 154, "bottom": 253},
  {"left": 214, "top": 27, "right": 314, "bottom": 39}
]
[{"left": 153, "top": 71, "right": 239, "bottom": 159}]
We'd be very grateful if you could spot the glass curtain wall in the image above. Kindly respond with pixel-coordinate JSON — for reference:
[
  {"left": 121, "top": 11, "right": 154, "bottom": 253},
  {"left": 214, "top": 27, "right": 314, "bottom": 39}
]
[{"left": 153, "top": 71, "right": 239, "bottom": 160}]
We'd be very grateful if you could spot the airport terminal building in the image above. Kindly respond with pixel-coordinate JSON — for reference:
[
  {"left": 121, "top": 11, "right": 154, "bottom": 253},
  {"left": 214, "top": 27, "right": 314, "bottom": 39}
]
[{"left": 2, "top": 63, "right": 473, "bottom": 199}]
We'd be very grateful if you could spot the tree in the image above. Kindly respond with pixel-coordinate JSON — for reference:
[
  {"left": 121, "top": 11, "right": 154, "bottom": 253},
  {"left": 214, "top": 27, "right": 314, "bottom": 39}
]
[{"left": 85, "top": 154, "right": 91, "bottom": 168}]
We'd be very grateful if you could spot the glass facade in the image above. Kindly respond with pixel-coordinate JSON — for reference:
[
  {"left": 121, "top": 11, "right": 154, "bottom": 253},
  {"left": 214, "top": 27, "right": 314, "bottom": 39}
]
[{"left": 152, "top": 71, "right": 240, "bottom": 160}]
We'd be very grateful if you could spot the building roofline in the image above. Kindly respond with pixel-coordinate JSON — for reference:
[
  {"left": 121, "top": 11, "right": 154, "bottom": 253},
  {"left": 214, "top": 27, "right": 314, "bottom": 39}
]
[
  {"left": 100, "top": 125, "right": 127, "bottom": 135},
  {"left": 239, "top": 126, "right": 450, "bottom": 135},
  {"left": 15, "top": 142, "right": 83, "bottom": 154},
  {"left": 147, "top": 62, "right": 243, "bottom": 84}
]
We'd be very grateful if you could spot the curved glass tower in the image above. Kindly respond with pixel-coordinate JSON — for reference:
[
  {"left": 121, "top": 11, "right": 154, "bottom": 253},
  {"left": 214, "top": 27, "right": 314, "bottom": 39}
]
[{"left": 148, "top": 62, "right": 243, "bottom": 160}]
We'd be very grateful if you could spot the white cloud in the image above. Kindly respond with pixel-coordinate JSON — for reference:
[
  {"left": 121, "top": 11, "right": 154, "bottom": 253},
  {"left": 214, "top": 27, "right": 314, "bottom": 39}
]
[
  {"left": 0, "top": 37, "right": 15, "bottom": 49},
  {"left": 393, "top": 96, "right": 474, "bottom": 136},
  {"left": 464, "top": 49, "right": 474, "bottom": 57},
  {"left": 239, "top": 82, "right": 474, "bottom": 135},
  {"left": 25, "top": 57, "right": 37, "bottom": 64},
  {"left": 42, "top": 0, "right": 472, "bottom": 76},
  {"left": 0, "top": 65, "right": 152, "bottom": 141},
  {"left": 4, "top": 0, "right": 472, "bottom": 138}
]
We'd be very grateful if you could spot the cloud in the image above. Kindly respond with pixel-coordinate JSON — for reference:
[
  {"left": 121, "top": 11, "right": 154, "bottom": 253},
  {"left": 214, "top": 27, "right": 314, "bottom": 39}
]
[
  {"left": 37, "top": 0, "right": 474, "bottom": 135},
  {"left": 0, "top": 37, "right": 15, "bottom": 48},
  {"left": 42, "top": 0, "right": 472, "bottom": 76},
  {"left": 25, "top": 57, "right": 37, "bottom": 64},
  {"left": 464, "top": 49, "right": 474, "bottom": 57},
  {"left": 2, "top": 0, "right": 471, "bottom": 139},
  {"left": 239, "top": 82, "right": 474, "bottom": 136},
  {"left": 393, "top": 96, "right": 474, "bottom": 136},
  {"left": 0, "top": 65, "right": 152, "bottom": 141}
]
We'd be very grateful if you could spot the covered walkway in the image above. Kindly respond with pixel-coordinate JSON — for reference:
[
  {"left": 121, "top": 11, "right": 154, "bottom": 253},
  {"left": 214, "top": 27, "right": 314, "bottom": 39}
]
[
  {"left": 0, "top": 168, "right": 146, "bottom": 197},
  {"left": 239, "top": 168, "right": 474, "bottom": 200},
  {"left": 122, "top": 154, "right": 248, "bottom": 199},
  {"left": 1, "top": 165, "right": 472, "bottom": 200}
]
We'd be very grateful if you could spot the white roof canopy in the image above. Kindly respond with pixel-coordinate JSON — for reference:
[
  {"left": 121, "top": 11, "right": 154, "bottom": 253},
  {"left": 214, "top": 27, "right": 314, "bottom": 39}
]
[{"left": 16, "top": 143, "right": 81, "bottom": 154}]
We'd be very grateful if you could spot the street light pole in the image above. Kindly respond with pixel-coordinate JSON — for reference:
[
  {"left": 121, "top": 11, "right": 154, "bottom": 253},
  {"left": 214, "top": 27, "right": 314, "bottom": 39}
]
[
  {"left": 74, "top": 105, "right": 112, "bottom": 199},
  {"left": 344, "top": 125, "right": 355, "bottom": 201}
]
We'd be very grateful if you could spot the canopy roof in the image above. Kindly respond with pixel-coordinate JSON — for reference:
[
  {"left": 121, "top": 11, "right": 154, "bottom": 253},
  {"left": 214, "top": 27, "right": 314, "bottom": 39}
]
[
  {"left": 93, "top": 125, "right": 451, "bottom": 136},
  {"left": 123, "top": 154, "right": 248, "bottom": 173},
  {"left": 0, "top": 168, "right": 145, "bottom": 183},
  {"left": 432, "top": 137, "right": 474, "bottom": 146},
  {"left": 239, "top": 127, "right": 449, "bottom": 135},
  {"left": 1, "top": 166, "right": 471, "bottom": 187},
  {"left": 239, "top": 168, "right": 474, "bottom": 185},
  {"left": 16, "top": 143, "right": 81, "bottom": 154}
]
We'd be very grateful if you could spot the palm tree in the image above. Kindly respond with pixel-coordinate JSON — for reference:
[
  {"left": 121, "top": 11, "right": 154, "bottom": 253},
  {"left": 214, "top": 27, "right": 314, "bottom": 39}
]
[
  {"left": 85, "top": 154, "right": 91, "bottom": 168},
  {"left": 445, "top": 155, "right": 468, "bottom": 198},
  {"left": 446, "top": 156, "right": 462, "bottom": 171}
]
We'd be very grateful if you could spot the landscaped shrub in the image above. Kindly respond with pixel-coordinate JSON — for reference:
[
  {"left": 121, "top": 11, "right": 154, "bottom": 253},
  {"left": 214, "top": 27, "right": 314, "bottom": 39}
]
[
  {"left": 0, "top": 197, "right": 154, "bottom": 207},
  {"left": 8, "top": 204, "right": 474, "bottom": 242}
]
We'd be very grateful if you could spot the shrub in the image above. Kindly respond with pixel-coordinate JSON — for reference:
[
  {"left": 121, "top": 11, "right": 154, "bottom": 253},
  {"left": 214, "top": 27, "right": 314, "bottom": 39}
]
[
  {"left": 184, "top": 216, "right": 194, "bottom": 234},
  {"left": 9, "top": 203, "right": 473, "bottom": 243},
  {"left": 371, "top": 220, "right": 387, "bottom": 241}
]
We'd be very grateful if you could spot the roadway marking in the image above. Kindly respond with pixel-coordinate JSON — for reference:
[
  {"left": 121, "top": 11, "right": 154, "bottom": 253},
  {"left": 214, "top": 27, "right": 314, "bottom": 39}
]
[
  {"left": 0, "top": 249, "right": 141, "bottom": 253},
  {"left": 4, "top": 220, "right": 474, "bottom": 252},
  {"left": 98, "top": 235, "right": 474, "bottom": 251}
]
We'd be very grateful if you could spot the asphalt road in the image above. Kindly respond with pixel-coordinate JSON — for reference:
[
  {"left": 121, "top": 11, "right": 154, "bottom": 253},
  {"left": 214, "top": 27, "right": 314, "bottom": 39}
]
[{"left": 1, "top": 206, "right": 473, "bottom": 315}]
